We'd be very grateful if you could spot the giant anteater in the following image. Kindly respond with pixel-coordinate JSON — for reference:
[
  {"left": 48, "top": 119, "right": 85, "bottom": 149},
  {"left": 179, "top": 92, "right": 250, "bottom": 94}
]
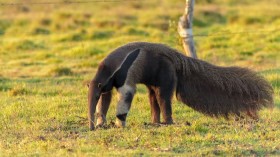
[{"left": 88, "top": 42, "right": 274, "bottom": 130}]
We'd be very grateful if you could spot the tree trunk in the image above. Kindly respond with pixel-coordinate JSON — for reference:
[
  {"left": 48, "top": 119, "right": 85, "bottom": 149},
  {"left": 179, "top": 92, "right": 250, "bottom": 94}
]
[{"left": 178, "top": 0, "right": 197, "bottom": 58}]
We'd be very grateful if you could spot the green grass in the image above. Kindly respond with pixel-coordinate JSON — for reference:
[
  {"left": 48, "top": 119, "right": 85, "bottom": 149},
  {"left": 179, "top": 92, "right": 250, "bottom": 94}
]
[{"left": 0, "top": 0, "right": 279, "bottom": 156}]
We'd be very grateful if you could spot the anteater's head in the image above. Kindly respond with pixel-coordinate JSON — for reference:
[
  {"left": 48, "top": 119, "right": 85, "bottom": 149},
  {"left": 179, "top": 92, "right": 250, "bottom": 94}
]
[{"left": 88, "top": 49, "right": 140, "bottom": 130}]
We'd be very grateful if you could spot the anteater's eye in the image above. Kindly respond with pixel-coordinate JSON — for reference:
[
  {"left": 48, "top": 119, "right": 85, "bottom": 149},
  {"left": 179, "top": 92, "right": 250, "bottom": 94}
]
[
  {"left": 96, "top": 94, "right": 100, "bottom": 100},
  {"left": 97, "top": 83, "right": 102, "bottom": 88}
]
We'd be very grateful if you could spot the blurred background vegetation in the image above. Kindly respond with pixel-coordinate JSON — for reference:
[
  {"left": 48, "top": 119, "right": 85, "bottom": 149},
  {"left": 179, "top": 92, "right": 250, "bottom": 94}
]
[
  {"left": 0, "top": 0, "right": 279, "bottom": 77},
  {"left": 0, "top": 0, "right": 279, "bottom": 156}
]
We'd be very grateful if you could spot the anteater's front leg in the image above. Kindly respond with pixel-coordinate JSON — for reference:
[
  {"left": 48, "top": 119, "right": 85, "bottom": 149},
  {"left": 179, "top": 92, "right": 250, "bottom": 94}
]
[
  {"left": 96, "top": 91, "right": 112, "bottom": 127},
  {"left": 115, "top": 84, "right": 136, "bottom": 127},
  {"left": 148, "top": 86, "right": 161, "bottom": 123}
]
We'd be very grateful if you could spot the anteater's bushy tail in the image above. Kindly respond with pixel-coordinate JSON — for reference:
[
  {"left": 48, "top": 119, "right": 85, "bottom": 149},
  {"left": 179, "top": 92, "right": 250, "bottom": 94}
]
[{"left": 173, "top": 54, "right": 274, "bottom": 118}]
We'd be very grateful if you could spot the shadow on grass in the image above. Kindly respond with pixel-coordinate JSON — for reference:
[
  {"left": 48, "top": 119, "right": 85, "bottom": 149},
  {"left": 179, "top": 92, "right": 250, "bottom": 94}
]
[{"left": 43, "top": 116, "right": 89, "bottom": 133}]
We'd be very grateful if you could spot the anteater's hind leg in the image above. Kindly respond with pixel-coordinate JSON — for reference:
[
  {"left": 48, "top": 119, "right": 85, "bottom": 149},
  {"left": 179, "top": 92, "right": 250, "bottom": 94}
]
[
  {"left": 115, "top": 84, "right": 136, "bottom": 127},
  {"left": 148, "top": 86, "right": 161, "bottom": 124},
  {"left": 96, "top": 91, "right": 112, "bottom": 127},
  {"left": 156, "top": 70, "right": 176, "bottom": 124},
  {"left": 156, "top": 87, "right": 174, "bottom": 124}
]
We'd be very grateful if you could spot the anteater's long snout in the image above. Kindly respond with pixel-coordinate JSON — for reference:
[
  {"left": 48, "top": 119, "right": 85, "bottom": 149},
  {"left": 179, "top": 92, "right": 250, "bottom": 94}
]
[{"left": 88, "top": 81, "right": 100, "bottom": 130}]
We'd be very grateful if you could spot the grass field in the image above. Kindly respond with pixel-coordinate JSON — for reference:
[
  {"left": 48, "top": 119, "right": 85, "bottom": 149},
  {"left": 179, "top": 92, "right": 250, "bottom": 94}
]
[{"left": 0, "top": 0, "right": 280, "bottom": 156}]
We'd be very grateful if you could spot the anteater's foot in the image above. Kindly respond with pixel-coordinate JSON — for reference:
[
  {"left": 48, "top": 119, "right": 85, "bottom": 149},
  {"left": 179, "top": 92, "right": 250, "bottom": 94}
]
[
  {"left": 115, "top": 119, "right": 126, "bottom": 128},
  {"left": 95, "top": 114, "right": 107, "bottom": 128}
]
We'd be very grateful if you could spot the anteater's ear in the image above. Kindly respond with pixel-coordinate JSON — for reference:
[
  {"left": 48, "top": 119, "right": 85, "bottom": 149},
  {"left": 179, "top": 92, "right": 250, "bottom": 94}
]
[{"left": 102, "top": 49, "right": 141, "bottom": 91}]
